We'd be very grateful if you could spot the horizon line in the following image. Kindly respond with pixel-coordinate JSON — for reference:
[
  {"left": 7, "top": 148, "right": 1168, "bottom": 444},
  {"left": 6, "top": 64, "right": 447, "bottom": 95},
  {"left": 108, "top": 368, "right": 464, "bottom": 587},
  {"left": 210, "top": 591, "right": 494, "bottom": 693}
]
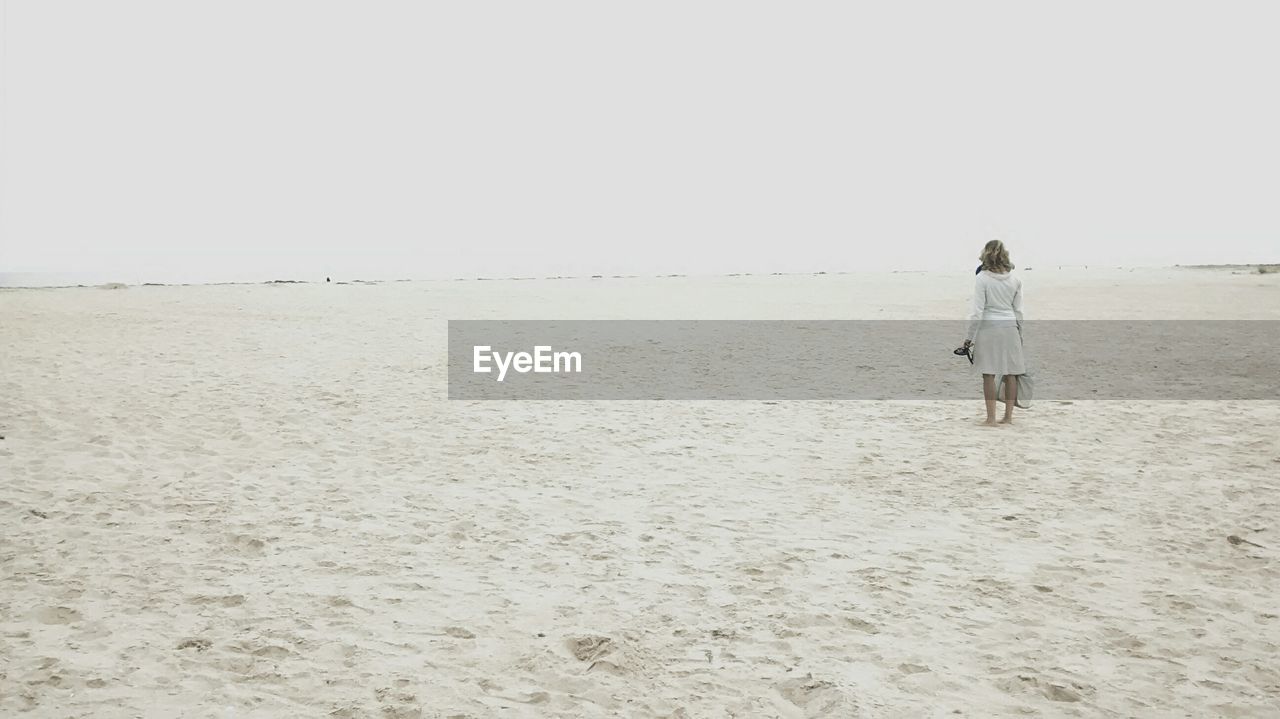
[{"left": 4, "top": 262, "right": 1280, "bottom": 291}]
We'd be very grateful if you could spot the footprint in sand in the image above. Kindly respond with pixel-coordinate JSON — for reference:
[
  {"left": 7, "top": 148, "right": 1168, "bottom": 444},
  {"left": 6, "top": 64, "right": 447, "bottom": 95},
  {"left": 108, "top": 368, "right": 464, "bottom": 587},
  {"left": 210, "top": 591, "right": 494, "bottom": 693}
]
[
  {"left": 775, "top": 674, "right": 858, "bottom": 715},
  {"left": 32, "top": 606, "right": 82, "bottom": 624},
  {"left": 189, "top": 593, "right": 246, "bottom": 608},
  {"left": 565, "top": 635, "right": 613, "bottom": 662},
  {"left": 499, "top": 690, "right": 550, "bottom": 705},
  {"left": 227, "top": 534, "right": 267, "bottom": 554},
  {"left": 374, "top": 686, "right": 422, "bottom": 718},
  {"left": 994, "top": 672, "right": 1091, "bottom": 703}
]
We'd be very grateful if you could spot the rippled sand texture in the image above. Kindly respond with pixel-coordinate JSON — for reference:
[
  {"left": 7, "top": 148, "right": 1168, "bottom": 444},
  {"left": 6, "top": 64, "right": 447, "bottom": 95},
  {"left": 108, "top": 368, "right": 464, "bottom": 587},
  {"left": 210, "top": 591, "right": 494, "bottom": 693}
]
[{"left": 2, "top": 268, "right": 1279, "bottom": 717}]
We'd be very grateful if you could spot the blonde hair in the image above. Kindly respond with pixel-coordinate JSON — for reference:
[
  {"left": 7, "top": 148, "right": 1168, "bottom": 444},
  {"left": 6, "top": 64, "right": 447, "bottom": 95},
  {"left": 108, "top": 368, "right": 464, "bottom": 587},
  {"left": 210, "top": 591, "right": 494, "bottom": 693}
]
[{"left": 979, "top": 240, "right": 1014, "bottom": 273}]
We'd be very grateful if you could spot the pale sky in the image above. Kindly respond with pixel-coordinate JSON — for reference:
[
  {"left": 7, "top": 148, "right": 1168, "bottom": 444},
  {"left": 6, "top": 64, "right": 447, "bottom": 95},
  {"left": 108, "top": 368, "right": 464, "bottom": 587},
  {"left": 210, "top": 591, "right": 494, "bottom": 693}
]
[{"left": 2, "top": 1, "right": 1278, "bottom": 285}]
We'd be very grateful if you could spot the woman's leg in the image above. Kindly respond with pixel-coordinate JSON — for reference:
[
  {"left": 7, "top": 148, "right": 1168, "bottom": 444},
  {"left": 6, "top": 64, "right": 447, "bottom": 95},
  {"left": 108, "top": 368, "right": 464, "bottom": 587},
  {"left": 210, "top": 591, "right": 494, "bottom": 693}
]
[
  {"left": 1000, "top": 376, "right": 1017, "bottom": 424},
  {"left": 982, "top": 374, "right": 997, "bottom": 425}
]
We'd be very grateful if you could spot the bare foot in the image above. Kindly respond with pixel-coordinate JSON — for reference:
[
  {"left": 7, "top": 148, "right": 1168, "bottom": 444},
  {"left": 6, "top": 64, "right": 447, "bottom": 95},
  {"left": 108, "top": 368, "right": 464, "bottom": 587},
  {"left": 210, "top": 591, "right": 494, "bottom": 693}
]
[
  {"left": 980, "top": 419, "right": 998, "bottom": 427},
  {"left": 999, "top": 417, "right": 1014, "bottom": 424}
]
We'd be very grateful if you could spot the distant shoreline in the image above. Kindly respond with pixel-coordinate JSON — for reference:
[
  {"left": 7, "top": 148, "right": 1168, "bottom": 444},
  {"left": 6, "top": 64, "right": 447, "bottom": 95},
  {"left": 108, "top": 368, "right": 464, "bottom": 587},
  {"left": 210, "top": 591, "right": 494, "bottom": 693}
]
[
  {"left": 1176, "top": 263, "right": 1279, "bottom": 271},
  {"left": 2, "top": 263, "right": 1278, "bottom": 291}
]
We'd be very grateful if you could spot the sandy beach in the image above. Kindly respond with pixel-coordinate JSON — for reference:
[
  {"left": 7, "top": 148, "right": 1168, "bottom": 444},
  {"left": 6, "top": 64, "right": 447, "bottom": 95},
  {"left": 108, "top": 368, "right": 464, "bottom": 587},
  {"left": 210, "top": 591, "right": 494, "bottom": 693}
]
[{"left": 2, "top": 267, "right": 1279, "bottom": 717}]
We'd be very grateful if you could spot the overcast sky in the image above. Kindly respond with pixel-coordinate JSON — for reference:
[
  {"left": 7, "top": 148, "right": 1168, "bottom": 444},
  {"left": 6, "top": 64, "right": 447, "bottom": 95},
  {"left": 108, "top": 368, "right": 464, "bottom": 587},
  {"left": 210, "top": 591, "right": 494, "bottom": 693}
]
[{"left": 2, "top": 1, "right": 1278, "bottom": 284}]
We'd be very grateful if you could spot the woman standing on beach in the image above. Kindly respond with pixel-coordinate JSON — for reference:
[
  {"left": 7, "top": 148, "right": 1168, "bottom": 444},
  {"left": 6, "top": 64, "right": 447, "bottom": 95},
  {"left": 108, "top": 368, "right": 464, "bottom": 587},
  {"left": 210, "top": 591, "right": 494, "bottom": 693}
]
[{"left": 963, "top": 240, "right": 1025, "bottom": 425}]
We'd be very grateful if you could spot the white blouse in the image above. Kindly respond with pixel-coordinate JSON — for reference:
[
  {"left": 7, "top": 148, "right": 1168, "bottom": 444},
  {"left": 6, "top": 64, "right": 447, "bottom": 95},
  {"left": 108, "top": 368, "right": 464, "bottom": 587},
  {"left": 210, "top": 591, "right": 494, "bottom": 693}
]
[{"left": 967, "top": 270, "right": 1023, "bottom": 340}]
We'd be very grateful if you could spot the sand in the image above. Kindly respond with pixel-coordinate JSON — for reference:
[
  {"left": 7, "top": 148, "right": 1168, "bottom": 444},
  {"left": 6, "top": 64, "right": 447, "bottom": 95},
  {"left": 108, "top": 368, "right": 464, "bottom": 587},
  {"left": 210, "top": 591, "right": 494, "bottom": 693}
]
[{"left": 1, "top": 267, "right": 1278, "bottom": 717}]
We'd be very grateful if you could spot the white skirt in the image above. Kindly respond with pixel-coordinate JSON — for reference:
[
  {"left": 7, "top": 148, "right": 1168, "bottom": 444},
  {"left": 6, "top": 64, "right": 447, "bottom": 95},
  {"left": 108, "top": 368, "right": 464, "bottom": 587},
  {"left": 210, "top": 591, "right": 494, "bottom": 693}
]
[{"left": 973, "top": 321, "right": 1026, "bottom": 376}]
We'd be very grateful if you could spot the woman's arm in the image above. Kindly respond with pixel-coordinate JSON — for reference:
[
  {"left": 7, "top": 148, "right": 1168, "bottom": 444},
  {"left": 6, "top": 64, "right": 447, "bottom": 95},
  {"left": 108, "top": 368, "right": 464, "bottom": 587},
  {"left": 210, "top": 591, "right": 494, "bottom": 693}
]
[
  {"left": 965, "top": 276, "right": 986, "bottom": 344},
  {"left": 1013, "top": 280, "right": 1024, "bottom": 334}
]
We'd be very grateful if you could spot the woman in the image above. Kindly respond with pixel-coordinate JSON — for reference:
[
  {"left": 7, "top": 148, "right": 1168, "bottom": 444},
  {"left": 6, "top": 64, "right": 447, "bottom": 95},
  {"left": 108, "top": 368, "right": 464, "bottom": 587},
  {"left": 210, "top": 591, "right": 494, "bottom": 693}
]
[{"left": 963, "top": 240, "right": 1025, "bottom": 425}]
